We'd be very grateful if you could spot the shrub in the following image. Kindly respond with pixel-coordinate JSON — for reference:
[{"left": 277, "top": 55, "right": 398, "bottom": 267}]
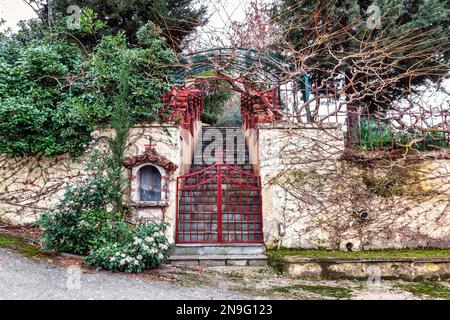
[
  {"left": 84, "top": 222, "right": 171, "bottom": 273},
  {"left": 0, "top": 19, "right": 175, "bottom": 157},
  {"left": 39, "top": 208, "right": 131, "bottom": 255},
  {"left": 355, "top": 117, "right": 450, "bottom": 151},
  {"left": 38, "top": 150, "right": 127, "bottom": 254},
  {"left": 39, "top": 155, "right": 172, "bottom": 271}
]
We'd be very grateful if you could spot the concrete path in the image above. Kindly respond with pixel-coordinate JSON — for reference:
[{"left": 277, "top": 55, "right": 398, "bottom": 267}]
[
  {"left": 0, "top": 248, "right": 250, "bottom": 300},
  {"left": 1, "top": 248, "right": 447, "bottom": 300}
]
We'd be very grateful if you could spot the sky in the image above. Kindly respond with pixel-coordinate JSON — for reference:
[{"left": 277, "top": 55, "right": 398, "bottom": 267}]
[
  {"left": 0, "top": 0, "right": 37, "bottom": 31},
  {"left": 0, "top": 0, "right": 253, "bottom": 33}
]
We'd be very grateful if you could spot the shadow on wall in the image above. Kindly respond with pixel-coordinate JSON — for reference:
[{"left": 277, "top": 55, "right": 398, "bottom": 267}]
[{"left": 258, "top": 123, "right": 450, "bottom": 250}]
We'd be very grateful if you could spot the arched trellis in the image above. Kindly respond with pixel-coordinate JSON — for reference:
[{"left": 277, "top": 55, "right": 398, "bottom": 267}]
[
  {"left": 173, "top": 48, "right": 295, "bottom": 85},
  {"left": 162, "top": 48, "right": 308, "bottom": 130}
]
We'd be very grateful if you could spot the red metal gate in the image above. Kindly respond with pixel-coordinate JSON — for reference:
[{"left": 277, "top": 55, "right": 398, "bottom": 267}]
[{"left": 176, "top": 163, "right": 263, "bottom": 244}]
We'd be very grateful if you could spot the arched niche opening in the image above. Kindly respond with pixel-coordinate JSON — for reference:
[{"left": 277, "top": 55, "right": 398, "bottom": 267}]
[{"left": 138, "top": 165, "right": 162, "bottom": 202}]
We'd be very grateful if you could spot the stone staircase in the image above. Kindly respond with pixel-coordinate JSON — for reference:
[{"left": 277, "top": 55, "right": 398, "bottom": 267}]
[
  {"left": 169, "top": 244, "right": 268, "bottom": 266},
  {"left": 168, "top": 126, "right": 267, "bottom": 266}
]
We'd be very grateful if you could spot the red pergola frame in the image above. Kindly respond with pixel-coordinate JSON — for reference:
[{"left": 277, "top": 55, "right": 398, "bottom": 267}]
[{"left": 161, "top": 76, "right": 282, "bottom": 131}]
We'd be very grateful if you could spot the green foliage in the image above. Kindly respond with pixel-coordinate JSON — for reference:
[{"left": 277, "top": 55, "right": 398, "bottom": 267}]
[
  {"left": 0, "top": 233, "right": 48, "bottom": 259},
  {"left": 0, "top": 23, "right": 91, "bottom": 156},
  {"left": 357, "top": 118, "right": 394, "bottom": 149},
  {"left": 275, "top": 0, "right": 450, "bottom": 108},
  {"left": 79, "top": 8, "right": 107, "bottom": 35},
  {"left": 107, "top": 61, "right": 132, "bottom": 212},
  {"left": 0, "top": 98, "right": 48, "bottom": 155},
  {"left": 84, "top": 222, "right": 172, "bottom": 273},
  {"left": 39, "top": 208, "right": 131, "bottom": 254},
  {"left": 0, "top": 19, "right": 175, "bottom": 157},
  {"left": 354, "top": 117, "right": 450, "bottom": 151},
  {"left": 397, "top": 281, "right": 450, "bottom": 299},
  {"left": 38, "top": 149, "right": 129, "bottom": 254},
  {"left": 88, "top": 26, "right": 175, "bottom": 120},
  {"left": 197, "top": 72, "right": 235, "bottom": 125},
  {"left": 201, "top": 89, "right": 234, "bottom": 125},
  {"left": 267, "top": 247, "right": 450, "bottom": 259},
  {"left": 46, "top": 0, "right": 207, "bottom": 50},
  {"left": 38, "top": 149, "right": 171, "bottom": 271},
  {"left": 216, "top": 104, "right": 243, "bottom": 127}
]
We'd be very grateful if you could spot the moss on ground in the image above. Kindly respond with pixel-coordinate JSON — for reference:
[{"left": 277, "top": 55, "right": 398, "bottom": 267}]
[
  {"left": 273, "top": 284, "right": 353, "bottom": 299},
  {"left": 0, "top": 233, "right": 47, "bottom": 259},
  {"left": 268, "top": 248, "right": 450, "bottom": 260},
  {"left": 396, "top": 281, "right": 450, "bottom": 300}
]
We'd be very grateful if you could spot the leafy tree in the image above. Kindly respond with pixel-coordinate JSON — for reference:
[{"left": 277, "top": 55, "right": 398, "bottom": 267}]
[
  {"left": 193, "top": 71, "right": 235, "bottom": 125},
  {"left": 0, "top": 18, "right": 175, "bottom": 156},
  {"left": 274, "top": 0, "right": 450, "bottom": 107},
  {"left": 0, "top": 22, "right": 87, "bottom": 156},
  {"left": 26, "top": 0, "right": 207, "bottom": 50},
  {"left": 201, "top": 90, "right": 235, "bottom": 125}
]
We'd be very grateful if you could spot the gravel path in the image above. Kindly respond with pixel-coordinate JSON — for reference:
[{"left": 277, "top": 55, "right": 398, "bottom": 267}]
[{"left": 0, "top": 248, "right": 250, "bottom": 300}]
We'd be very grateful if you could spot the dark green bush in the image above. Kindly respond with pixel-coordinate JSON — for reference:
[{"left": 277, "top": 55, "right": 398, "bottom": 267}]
[
  {"left": 0, "top": 19, "right": 174, "bottom": 157},
  {"left": 39, "top": 208, "right": 131, "bottom": 254}
]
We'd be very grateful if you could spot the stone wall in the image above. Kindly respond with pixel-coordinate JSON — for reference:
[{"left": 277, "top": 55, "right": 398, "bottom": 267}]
[
  {"left": 0, "top": 124, "right": 181, "bottom": 242},
  {"left": 258, "top": 123, "right": 450, "bottom": 250},
  {"left": 0, "top": 153, "right": 88, "bottom": 225},
  {"left": 2, "top": 121, "right": 449, "bottom": 250}
]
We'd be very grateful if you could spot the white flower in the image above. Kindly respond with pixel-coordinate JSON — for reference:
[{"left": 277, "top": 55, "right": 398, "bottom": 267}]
[
  {"left": 158, "top": 243, "right": 168, "bottom": 250},
  {"left": 115, "top": 252, "right": 120, "bottom": 256},
  {"left": 110, "top": 257, "right": 116, "bottom": 262},
  {"left": 134, "top": 260, "right": 139, "bottom": 265},
  {"left": 121, "top": 253, "right": 126, "bottom": 258},
  {"left": 137, "top": 255, "right": 143, "bottom": 260},
  {"left": 145, "top": 237, "right": 153, "bottom": 242},
  {"left": 120, "top": 259, "right": 125, "bottom": 265}
]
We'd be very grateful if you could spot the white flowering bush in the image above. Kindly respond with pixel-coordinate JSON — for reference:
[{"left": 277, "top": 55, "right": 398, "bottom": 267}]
[{"left": 84, "top": 222, "right": 171, "bottom": 273}]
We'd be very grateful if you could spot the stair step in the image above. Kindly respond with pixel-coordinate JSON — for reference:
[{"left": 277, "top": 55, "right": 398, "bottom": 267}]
[
  {"left": 193, "top": 126, "right": 251, "bottom": 168},
  {"left": 168, "top": 251, "right": 267, "bottom": 266},
  {"left": 169, "top": 254, "right": 266, "bottom": 260},
  {"left": 172, "top": 244, "right": 265, "bottom": 255},
  {"left": 177, "top": 219, "right": 261, "bottom": 223},
  {"left": 176, "top": 213, "right": 261, "bottom": 220},
  {"left": 188, "top": 167, "right": 253, "bottom": 172},
  {"left": 179, "top": 196, "right": 261, "bottom": 202},
  {"left": 182, "top": 181, "right": 259, "bottom": 186}
]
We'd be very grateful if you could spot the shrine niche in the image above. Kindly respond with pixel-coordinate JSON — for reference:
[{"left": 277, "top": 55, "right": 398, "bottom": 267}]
[{"left": 123, "top": 140, "right": 178, "bottom": 222}]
